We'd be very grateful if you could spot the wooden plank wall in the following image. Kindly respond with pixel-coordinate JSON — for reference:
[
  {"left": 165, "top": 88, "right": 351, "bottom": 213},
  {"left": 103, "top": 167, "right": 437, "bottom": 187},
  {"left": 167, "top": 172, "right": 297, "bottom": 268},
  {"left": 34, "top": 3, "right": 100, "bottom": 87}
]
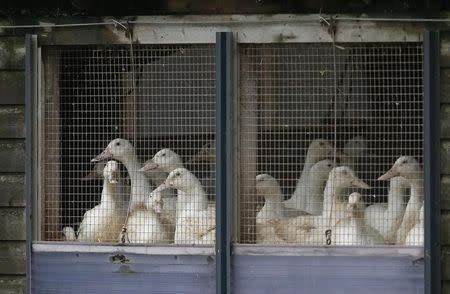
[
  {"left": 441, "top": 32, "right": 450, "bottom": 294},
  {"left": 0, "top": 35, "right": 26, "bottom": 293}
]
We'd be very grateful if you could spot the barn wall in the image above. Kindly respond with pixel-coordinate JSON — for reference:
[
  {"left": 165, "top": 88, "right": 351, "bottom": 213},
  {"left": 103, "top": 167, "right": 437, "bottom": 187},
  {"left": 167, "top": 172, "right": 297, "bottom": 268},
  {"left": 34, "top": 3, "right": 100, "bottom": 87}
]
[
  {"left": 441, "top": 31, "right": 450, "bottom": 294},
  {"left": 0, "top": 15, "right": 446, "bottom": 293},
  {"left": 0, "top": 34, "right": 26, "bottom": 293}
]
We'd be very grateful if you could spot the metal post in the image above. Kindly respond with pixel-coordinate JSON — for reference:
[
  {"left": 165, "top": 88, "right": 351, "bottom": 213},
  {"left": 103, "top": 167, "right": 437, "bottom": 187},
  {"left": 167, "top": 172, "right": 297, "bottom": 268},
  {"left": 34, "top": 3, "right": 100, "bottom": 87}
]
[
  {"left": 25, "top": 34, "right": 38, "bottom": 294},
  {"left": 215, "top": 32, "right": 233, "bottom": 294},
  {"left": 424, "top": 30, "right": 441, "bottom": 294}
]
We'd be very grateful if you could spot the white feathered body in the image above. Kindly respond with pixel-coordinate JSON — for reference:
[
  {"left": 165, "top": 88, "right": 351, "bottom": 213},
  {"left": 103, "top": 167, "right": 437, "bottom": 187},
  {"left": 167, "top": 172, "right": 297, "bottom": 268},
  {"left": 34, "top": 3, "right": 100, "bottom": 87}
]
[
  {"left": 405, "top": 204, "right": 424, "bottom": 246},
  {"left": 364, "top": 176, "right": 409, "bottom": 243}
]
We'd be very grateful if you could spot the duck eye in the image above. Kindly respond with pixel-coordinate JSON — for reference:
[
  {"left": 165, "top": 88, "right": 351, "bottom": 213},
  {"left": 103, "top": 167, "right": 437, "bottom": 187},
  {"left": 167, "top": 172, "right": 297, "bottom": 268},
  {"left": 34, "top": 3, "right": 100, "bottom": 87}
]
[
  {"left": 176, "top": 172, "right": 181, "bottom": 177},
  {"left": 115, "top": 142, "right": 120, "bottom": 146},
  {"left": 162, "top": 153, "right": 166, "bottom": 157}
]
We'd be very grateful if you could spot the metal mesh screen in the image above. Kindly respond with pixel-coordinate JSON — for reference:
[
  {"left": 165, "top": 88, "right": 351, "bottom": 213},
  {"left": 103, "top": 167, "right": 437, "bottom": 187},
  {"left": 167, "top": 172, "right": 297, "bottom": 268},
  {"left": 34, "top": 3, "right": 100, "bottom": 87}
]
[
  {"left": 238, "top": 43, "right": 424, "bottom": 246},
  {"left": 42, "top": 44, "right": 216, "bottom": 244}
]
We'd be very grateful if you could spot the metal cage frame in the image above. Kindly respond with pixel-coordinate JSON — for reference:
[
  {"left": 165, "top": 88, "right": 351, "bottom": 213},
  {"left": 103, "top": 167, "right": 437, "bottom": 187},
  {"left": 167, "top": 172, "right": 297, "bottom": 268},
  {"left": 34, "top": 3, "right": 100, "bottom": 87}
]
[{"left": 25, "top": 15, "right": 439, "bottom": 294}]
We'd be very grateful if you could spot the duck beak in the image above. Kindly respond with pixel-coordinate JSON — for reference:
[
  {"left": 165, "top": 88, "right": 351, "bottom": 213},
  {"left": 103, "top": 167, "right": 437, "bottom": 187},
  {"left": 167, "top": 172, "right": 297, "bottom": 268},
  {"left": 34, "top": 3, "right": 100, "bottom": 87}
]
[
  {"left": 378, "top": 166, "right": 398, "bottom": 181},
  {"left": 140, "top": 159, "right": 158, "bottom": 172},
  {"left": 91, "top": 147, "right": 112, "bottom": 162},
  {"left": 350, "top": 178, "right": 371, "bottom": 189},
  {"left": 153, "top": 183, "right": 169, "bottom": 194}
]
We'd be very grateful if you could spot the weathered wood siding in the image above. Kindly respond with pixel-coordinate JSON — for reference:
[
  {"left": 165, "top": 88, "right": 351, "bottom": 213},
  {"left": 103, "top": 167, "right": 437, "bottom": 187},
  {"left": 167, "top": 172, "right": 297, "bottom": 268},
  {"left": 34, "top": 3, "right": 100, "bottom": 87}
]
[
  {"left": 0, "top": 33, "right": 26, "bottom": 294},
  {"left": 441, "top": 32, "right": 450, "bottom": 294}
]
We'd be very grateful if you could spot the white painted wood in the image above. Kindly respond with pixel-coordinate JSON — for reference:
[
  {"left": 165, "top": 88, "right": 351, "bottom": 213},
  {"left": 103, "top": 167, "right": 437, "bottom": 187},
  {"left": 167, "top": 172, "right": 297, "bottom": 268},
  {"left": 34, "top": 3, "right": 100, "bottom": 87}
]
[
  {"left": 32, "top": 242, "right": 215, "bottom": 255},
  {"left": 39, "top": 14, "right": 424, "bottom": 45},
  {"left": 233, "top": 244, "right": 423, "bottom": 257}
]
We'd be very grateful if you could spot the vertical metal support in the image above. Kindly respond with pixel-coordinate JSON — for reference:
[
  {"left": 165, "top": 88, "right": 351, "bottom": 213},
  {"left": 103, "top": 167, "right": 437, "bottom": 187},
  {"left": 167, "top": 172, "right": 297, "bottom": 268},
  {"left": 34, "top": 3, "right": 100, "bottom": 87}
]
[
  {"left": 215, "top": 32, "right": 233, "bottom": 294},
  {"left": 424, "top": 30, "right": 441, "bottom": 294},
  {"left": 25, "top": 34, "right": 38, "bottom": 294}
]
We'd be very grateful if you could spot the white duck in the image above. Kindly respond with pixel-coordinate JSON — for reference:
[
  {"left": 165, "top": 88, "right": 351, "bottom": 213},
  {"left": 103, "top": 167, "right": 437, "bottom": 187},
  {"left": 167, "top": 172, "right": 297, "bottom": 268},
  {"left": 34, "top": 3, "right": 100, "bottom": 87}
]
[
  {"left": 364, "top": 176, "right": 409, "bottom": 243},
  {"left": 62, "top": 227, "right": 76, "bottom": 241},
  {"left": 271, "top": 166, "right": 370, "bottom": 244},
  {"left": 405, "top": 203, "right": 424, "bottom": 246},
  {"left": 340, "top": 136, "right": 372, "bottom": 174},
  {"left": 187, "top": 141, "right": 216, "bottom": 200},
  {"left": 255, "top": 174, "right": 285, "bottom": 244},
  {"left": 378, "top": 156, "right": 423, "bottom": 244},
  {"left": 63, "top": 161, "right": 126, "bottom": 242},
  {"left": 82, "top": 161, "right": 130, "bottom": 210},
  {"left": 283, "top": 159, "right": 335, "bottom": 216},
  {"left": 140, "top": 148, "right": 184, "bottom": 222},
  {"left": 154, "top": 167, "right": 215, "bottom": 245},
  {"left": 283, "top": 139, "right": 339, "bottom": 213},
  {"left": 332, "top": 192, "right": 384, "bottom": 245},
  {"left": 92, "top": 139, "right": 169, "bottom": 244}
]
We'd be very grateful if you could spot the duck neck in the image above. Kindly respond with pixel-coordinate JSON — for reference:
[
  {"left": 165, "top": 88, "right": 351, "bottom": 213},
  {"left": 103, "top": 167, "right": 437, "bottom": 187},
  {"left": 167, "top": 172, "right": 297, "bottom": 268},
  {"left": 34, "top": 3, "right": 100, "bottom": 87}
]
[
  {"left": 323, "top": 181, "right": 344, "bottom": 215},
  {"left": 100, "top": 180, "right": 117, "bottom": 210},
  {"left": 302, "top": 152, "right": 315, "bottom": 175},
  {"left": 387, "top": 182, "right": 407, "bottom": 212},
  {"left": 177, "top": 179, "right": 208, "bottom": 214},
  {"left": 409, "top": 177, "right": 424, "bottom": 202},
  {"left": 121, "top": 152, "right": 151, "bottom": 209},
  {"left": 260, "top": 187, "right": 283, "bottom": 219}
]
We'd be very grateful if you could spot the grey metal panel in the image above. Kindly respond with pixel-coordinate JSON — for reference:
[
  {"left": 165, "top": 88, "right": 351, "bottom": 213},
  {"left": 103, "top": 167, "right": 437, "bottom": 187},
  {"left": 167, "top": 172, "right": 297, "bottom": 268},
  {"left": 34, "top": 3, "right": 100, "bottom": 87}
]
[
  {"left": 232, "top": 254, "right": 424, "bottom": 294},
  {"left": 32, "top": 251, "right": 215, "bottom": 294},
  {"left": 424, "top": 30, "right": 441, "bottom": 294},
  {"left": 215, "top": 32, "right": 234, "bottom": 294}
]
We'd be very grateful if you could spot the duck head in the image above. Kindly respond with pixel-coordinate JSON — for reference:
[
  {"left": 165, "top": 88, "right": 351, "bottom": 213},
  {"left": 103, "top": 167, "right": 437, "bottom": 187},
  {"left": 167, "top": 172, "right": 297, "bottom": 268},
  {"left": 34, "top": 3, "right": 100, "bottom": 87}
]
[
  {"left": 140, "top": 148, "right": 183, "bottom": 174},
  {"left": 256, "top": 173, "right": 282, "bottom": 200},
  {"left": 306, "top": 139, "right": 342, "bottom": 163},
  {"left": 91, "top": 138, "right": 135, "bottom": 164},
  {"left": 378, "top": 156, "right": 422, "bottom": 181},
  {"left": 328, "top": 166, "right": 371, "bottom": 190}
]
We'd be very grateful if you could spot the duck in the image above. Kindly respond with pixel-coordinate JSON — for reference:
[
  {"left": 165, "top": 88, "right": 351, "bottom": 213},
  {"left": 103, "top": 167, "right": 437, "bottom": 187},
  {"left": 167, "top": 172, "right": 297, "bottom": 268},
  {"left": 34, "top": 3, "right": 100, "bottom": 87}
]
[
  {"left": 187, "top": 141, "right": 216, "bottom": 200},
  {"left": 332, "top": 192, "right": 384, "bottom": 245},
  {"left": 255, "top": 174, "right": 286, "bottom": 244},
  {"left": 378, "top": 156, "right": 423, "bottom": 244},
  {"left": 154, "top": 167, "right": 215, "bottom": 245},
  {"left": 364, "top": 176, "right": 409, "bottom": 243},
  {"left": 81, "top": 161, "right": 130, "bottom": 210},
  {"left": 91, "top": 139, "right": 169, "bottom": 244},
  {"left": 62, "top": 226, "right": 76, "bottom": 241},
  {"left": 405, "top": 203, "right": 424, "bottom": 246},
  {"left": 283, "top": 159, "right": 335, "bottom": 216},
  {"left": 92, "top": 139, "right": 151, "bottom": 211},
  {"left": 283, "top": 139, "right": 339, "bottom": 213},
  {"left": 63, "top": 161, "right": 126, "bottom": 242},
  {"left": 270, "top": 166, "right": 371, "bottom": 244},
  {"left": 140, "top": 148, "right": 184, "bottom": 222},
  {"left": 340, "top": 136, "right": 372, "bottom": 174}
]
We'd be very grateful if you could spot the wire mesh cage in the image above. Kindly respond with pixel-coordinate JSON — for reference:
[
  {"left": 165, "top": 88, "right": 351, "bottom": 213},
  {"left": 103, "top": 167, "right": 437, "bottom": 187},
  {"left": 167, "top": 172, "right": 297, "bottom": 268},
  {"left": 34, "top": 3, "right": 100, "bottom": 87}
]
[
  {"left": 238, "top": 43, "right": 424, "bottom": 246},
  {"left": 42, "top": 44, "right": 216, "bottom": 244}
]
